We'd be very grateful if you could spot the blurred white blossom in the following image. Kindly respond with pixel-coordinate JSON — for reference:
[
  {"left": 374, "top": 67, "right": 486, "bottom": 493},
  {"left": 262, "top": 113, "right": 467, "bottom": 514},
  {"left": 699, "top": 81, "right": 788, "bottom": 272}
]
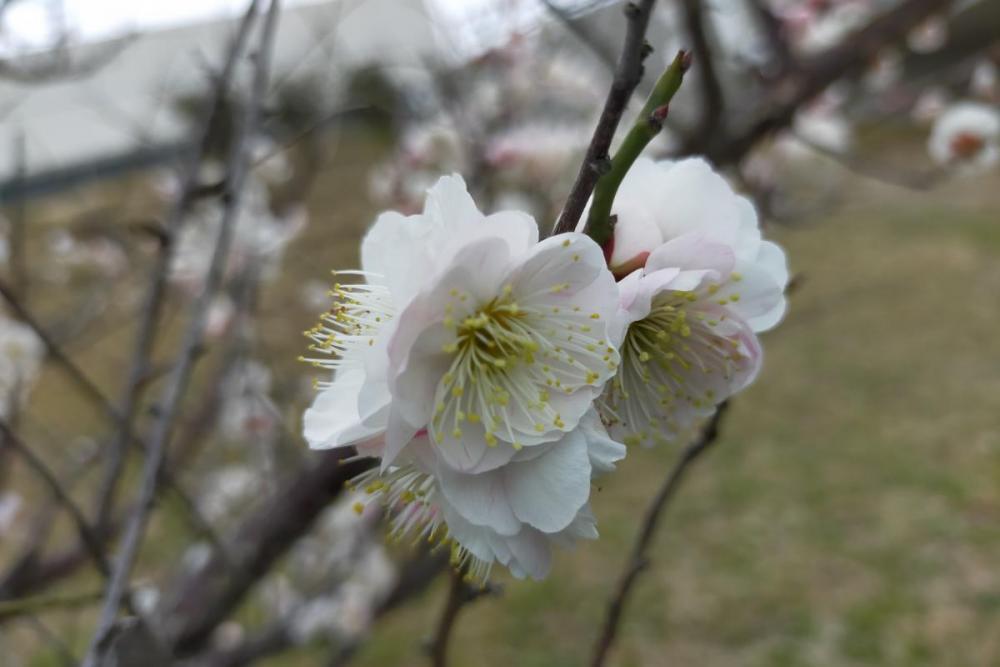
[{"left": 928, "top": 101, "right": 1000, "bottom": 171}]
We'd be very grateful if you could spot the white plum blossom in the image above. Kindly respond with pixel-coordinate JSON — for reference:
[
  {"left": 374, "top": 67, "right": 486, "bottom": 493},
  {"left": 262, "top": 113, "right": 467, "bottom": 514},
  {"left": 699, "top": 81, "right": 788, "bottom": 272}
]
[
  {"left": 198, "top": 465, "right": 261, "bottom": 523},
  {"left": 970, "top": 60, "right": 997, "bottom": 101},
  {"left": 303, "top": 175, "right": 621, "bottom": 466},
  {"left": 778, "top": 106, "right": 852, "bottom": 160},
  {"left": 302, "top": 174, "right": 625, "bottom": 579},
  {"left": 927, "top": 101, "right": 1000, "bottom": 172},
  {"left": 385, "top": 227, "right": 621, "bottom": 471},
  {"left": 907, "top": 15, "right": 948, "bottom": 54},
  {"left": 0, "top": 315, "right": 44, "bottom": 417},
  {"left": 590, "top": 158, "right": 787, "bottom": 445}
]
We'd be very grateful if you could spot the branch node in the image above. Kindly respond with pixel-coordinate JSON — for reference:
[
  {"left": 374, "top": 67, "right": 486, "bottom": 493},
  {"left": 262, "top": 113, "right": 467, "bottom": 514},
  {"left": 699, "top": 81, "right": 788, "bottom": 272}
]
[
  {"left": 680, "top": 49, "right": 693, "bottom": 71},
  {"left": 591, "top": 156, "right": 613, "bottom": 176}
]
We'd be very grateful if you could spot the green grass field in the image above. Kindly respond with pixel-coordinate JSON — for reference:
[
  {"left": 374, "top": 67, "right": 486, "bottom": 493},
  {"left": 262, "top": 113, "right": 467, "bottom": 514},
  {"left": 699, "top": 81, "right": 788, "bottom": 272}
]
[{"left": 5, "top": 133, "right": 999, "bottom": 666}]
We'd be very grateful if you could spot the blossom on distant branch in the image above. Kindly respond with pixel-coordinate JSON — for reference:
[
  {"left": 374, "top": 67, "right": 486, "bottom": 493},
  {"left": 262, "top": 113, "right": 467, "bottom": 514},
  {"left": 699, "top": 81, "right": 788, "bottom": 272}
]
[{"left": 928, "top": 101, "right": 1000, "bottom": 172}]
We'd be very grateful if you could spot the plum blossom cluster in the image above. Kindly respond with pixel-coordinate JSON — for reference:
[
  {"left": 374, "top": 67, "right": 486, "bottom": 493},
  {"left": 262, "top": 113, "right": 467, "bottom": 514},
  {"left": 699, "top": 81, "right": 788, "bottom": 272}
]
[{"left": 302, "top": 159, "right": 788, "bottom": 581}]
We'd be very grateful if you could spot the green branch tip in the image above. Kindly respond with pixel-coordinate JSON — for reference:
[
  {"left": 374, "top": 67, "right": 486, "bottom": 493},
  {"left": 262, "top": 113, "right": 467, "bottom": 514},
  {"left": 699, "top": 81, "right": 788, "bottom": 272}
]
[{"left": 583, "top": 50, "right": 691, "bottom": 250}]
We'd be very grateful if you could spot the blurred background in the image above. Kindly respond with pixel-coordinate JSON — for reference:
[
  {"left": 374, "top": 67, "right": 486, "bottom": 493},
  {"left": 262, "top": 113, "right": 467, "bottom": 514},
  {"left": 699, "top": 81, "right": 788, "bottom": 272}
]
[{"left": 0, "top": 0, "right": 998, "bottom": 665}]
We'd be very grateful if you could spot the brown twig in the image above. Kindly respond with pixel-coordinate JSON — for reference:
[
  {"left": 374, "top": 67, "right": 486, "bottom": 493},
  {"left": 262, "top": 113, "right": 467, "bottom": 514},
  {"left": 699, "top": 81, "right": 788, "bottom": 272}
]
[
  {"left": 552, "top": 0, "right": 657, "bottom": 235},
  {"left": 590, "top": 403, "right": 730, "bottom": 667},
  {"left": 83, "top": 2, "right": 282, "bottom": 663},
  {"left": 0, "top": 275, "right": 230, "bottom": 584},
  {"left": 0, "top": 419, "right": 110, "bottom": 580},
  {"left": 427, "top": 569, "right": 497, "bottom": 667},
  {"left": 680, "top": 0, "right": 724, "bottom": 147}
]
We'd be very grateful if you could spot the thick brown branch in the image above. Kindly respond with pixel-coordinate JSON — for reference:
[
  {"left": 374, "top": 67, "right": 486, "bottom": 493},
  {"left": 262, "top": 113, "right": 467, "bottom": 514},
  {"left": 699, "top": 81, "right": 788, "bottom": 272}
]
[
  {"left": 590, "top": 403, "right": 730, "bottom": 667},
  {"left": 552, "top": 0, "right": 657, "bottom": 235},
  {"left": 160, "top": 452, "right": 375, "bottom": 656},
  {"left": 681, "top": 0, "right": 724, "bottom": 145}
]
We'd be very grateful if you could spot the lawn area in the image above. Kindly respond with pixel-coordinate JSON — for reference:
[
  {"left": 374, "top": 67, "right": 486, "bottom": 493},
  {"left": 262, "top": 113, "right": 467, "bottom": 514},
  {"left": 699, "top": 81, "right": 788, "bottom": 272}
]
[{"left": 5, "top": 132, "right": 999, "bottom": 666}]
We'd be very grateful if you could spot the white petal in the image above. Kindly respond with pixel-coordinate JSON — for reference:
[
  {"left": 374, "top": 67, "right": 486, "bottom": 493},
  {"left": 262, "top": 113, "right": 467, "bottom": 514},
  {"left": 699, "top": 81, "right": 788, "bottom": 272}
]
[
  {"left": 423, "top": 174, "right": 483, "bottom": 232},
  {"left": 645, "top": 234, "right": 736, "bottom": 275},
  {"left": 756, "top": 240, "right": 790, "bottom": 290},
  {"left": 608, "top": 199, "right": 662, "bottom": 270},
  {"left": 503, "top": 528, "right": 553, "bottom": 580},
  {"left": 581, "top": 411, "right": 627, "bottom": 475},
  {"left": 652, "top": 158, "right": 744, "bottom": 244},
  {"left": 505, "top": 427, "right": 592, "bottom": 533},
  {"left": 381, "top": 411, "right": 419, "bottom": 469},
  {"left": 303, "top": 368, "right": 381, "bottom": 449},
  {"left": 717, "top": 262, "right": 785, "bottom": 332},
  {"left": 482, "top": 210, "right": 539, "bottom": 258},
  {"left": 508, "top": 233, "right": 608, "bottom": 304},
  {"left": 552, "top": 504, "right": 599, "bottom": 544},
  {"left": 436, "top": 465, "right": 522, "bottom": 535}
]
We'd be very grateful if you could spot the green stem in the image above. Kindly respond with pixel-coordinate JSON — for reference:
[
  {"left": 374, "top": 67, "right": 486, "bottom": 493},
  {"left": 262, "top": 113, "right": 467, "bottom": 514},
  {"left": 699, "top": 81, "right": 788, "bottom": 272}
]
[{"left": 584, "top": 51, "right": 690, "bottom": 249}]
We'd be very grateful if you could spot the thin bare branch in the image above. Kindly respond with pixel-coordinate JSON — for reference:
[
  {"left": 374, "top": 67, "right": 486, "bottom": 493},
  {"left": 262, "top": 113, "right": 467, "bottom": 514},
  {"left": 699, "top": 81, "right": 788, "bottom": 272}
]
[
  {"left": 0, "top": 419, "right": 110, "bottom": 580},
  {"left": 84, "top": 2, "right": 282, "bottom": 662},
  {"left": 93, "top": 0, "right": 264, "bottom": 539},
  {"left": 0, "top": 275, "right": 229, "bottom": 571},
  {"left": 427, "top": 570, "right": 498, "bottom": 667},
  {"left": 680, "top": 0, "right": 724, "bottom": 145},
  {"left": 552, "top": 0, "right": 658, "bottom": 235},
  {"left": 590, "top": 403, "right": 730, "bottom": 667},
  {"left": 540, "top": 0, "right": 618, "bottom": 69}
]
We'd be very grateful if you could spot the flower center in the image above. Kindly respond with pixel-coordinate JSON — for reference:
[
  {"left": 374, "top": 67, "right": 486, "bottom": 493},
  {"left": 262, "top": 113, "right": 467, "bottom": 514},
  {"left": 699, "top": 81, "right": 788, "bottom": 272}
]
[
  {"left": 609, "top": 290, "right": 747, "bottom": 445},
  {"left": 951, "top": 132, "right": 985, "bottom": 160},
  {"left": 432, "top": 285, "right": 614, "bottom": 450}
]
